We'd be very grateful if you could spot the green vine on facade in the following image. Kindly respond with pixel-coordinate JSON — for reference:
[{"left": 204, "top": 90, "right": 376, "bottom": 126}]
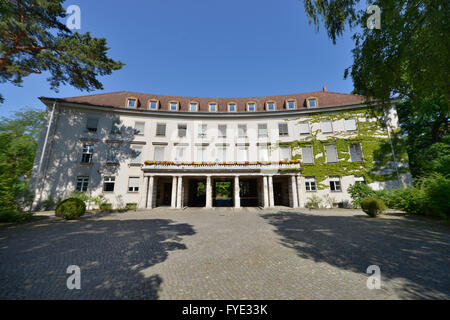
[{"left": 275, "top": 107, "right": 409, "bottom": 189}]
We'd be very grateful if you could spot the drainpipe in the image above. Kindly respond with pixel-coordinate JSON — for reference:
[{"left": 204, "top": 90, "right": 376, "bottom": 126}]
[{"left": 36, "top": 99, "right": 57, "bottom": 204}]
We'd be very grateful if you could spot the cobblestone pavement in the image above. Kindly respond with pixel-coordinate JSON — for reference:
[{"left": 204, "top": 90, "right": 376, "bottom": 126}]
[{"left": 0, "top": 208, "right": 449, "bottom": 299}]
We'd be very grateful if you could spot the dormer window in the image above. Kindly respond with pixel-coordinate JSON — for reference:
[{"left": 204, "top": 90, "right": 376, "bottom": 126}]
[
  {"left": 127, "top": 98, "right": 137, "bottom": 108},
  {"left": 266, "top": 101, "right": 275, "bottom": 111},
  {"left": 149, "top": 100, "right": 158, "bottom": 110},
  {"left": 247, "top": 102, "right": 256, "bottom": 112},
  {"left": 209, "top": 103, "right": 217, "bottom": 112},
  {"left": 307, "top": 98, "right": 318, "bottom": 108},
  {"left": 169, "top": 101, "right": 179, "bottom": 111},
  {"left": 228, "top": 103, "right": 236, "bottom": 112},
  {"left": 189, "top": 102, "right": 198, "bottom": 112},
  {"left": 287, "top": 100, "right": 296, "bottom": 110}
]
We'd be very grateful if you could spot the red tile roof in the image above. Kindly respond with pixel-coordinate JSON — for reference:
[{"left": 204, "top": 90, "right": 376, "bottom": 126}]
[{"left": 59, "top": 90, "right": 366, "bottom": 113}]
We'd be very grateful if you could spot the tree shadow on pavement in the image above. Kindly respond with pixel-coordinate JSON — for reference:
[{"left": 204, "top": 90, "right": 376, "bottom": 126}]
[
  {"left": 0, "top": 218, "right": 195, "bottom": 299},
  {"left": 261, "top": 211, "right": 450, "bottom": 299}
]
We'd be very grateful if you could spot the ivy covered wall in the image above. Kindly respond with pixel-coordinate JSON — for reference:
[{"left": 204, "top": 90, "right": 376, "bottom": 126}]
[{"left": 276, "top": 107, "right": 409, "bottom": 190}]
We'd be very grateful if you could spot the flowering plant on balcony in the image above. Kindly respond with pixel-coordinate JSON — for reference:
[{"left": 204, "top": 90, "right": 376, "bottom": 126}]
[{"left": 144, "top": 160, "right": 300, "bottom": 166}]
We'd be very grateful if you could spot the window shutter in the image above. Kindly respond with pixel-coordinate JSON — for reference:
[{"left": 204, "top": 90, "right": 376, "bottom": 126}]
[
  {"left": 299, "top": 122, "right": 310, "bottom": 134},
  {"left": 302, "top": 146, "right": 314, "bottom": 163},
  {"left": 321, "top": 120, "right": 333, "bottom": 133},
  {"left": 258, "top": 124, "right": 268, "bottom": 137},
  {"left": 178, "top": 124, "right": 187, "bottom": 137},
  {"left": 86, "top": 118, "right": 98, "bottom": 131},
  {"left": 350, "top": 143, "right": 362, "bottom": 161},
  {"left": 128, "top": 177, "right": 140, "bottom": 188},
  {"left": 131, "top": 146, "right": 143, "bottom": 163},
  {"left": 154, "top": 147, "right": 164, "bottom": 161},
  {"left": 238, "top": 125, "right": 247, "bottom": 137},
  {"left": 134, "top": 122, "right": 145, "bottom": 135},
  {"left": 218, "top": 125, "right": 227, "bottom": 137},
  {"left": 280, "top": 147, "right": 291, "bottom": 160},
  {"left": 345, "top": 118, "right": 357, "bottom": 131},
  {"left": 156, "top": 123, "right": 166, "bottom": 136},
  {"left": 325, "top": 144, "right": 338, "bottom": 163},
  {"left": 279, "top": 123, "right": 289, "bottom": 136}
]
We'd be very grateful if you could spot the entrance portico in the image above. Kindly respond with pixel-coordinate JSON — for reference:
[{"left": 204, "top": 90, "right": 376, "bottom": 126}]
[{"left": 140, "top": 162, "right": 302, "bottom": 209}]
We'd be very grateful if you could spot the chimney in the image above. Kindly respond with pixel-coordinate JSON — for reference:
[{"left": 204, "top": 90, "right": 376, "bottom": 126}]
[{"left": 323, "top": 85, "right": 327, "bottom": 92}]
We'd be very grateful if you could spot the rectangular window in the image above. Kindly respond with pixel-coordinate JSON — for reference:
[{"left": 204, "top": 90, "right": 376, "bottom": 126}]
[
  {"left": 107, "top": 146, "right": 118, "bottom": 163},
  {"left": 237, "top": 146, "right": 249, "bottom": 161},
  {"left": 209, "top": 103, "right": 217, "bottom": 112},
  {"left": 321, "top": 120, "right": 333, "bottom": 133},
  {"left": 197, "top": 147, "right": 207, "bottom": 161},
  {"left": 258, "top": 124, "right": 268, "bottom": 137},
  {"left": 154, "top": 146, "right": 165, "bottom": 161},
  {"left": 305, "top": 177, "right": 317, "bottom": 192},
  {"left": 198, "top": 124, "right": 207, "bottom": 137},
  {"left": 325, "top": 144, "right": 338, "bottom": 163},
  {"left": 301, "top": 146, "right": 314, "bottom": 164},
  {"left": 76, "top": 176, "right": 89, "bottom": 192},
  {"left": 288, "top": 101, "right": 296, "bottom": 109},
  {"left": 329, "top": 176, "right": 342, "bottom": 192},
  {"left": 345, "top": 118, "right": 357, "bottom": 131},
  {"left": 175, "top": 146, "right": 186, "bottom": 161},
  {"left": 308, "top": 99, "right": 317, "bottom": 108},
  {"left": 170, "top": 102, "right": 178, "bottom": 111},
  {"left": 349, "top": 143, "right": 363, "bottom": 162},
  {"left": 111, "top": 119, "right": 121, "bottom": 134},
  {"left": 103, "top": 176, "right": 115, "bottom": 192},
  {"left": 178, "top": 124, "right": 187, "bottom": 137},
  {"left": 280, "top": 146, "right": 291, "bottom": 161},
  {"left": 190, "top": 103, "right": 198, "bottom": 112},
  {"left": 131, "top": 146, "right": 143, "bottom": 164},
  {"left": 238, "top": 124, "right": 247, "bottom": 138},
  {"left": 259, "top": 146, "right": 269, "bottom": 161},
  {"left": 267, "top": 102, "right": 275, "bottom": 111},
  {"left": 127, "top": 99, "right": 136, "bottom": 108},
  {"left": 299, "top": 121, "right": 310, "bottom": 135},
  {"left": 86, "top": 118, "right": 98, "bottom": 132},
  {"left": 128, "top": 177, "right": 140, "bottom": 192},
  {"left": 279, "top": 123, "right": 289, "bottom": 136},
  {"left": 156, "top": 123, "right": 166, "bottom": 136},
  {"left": 248, "top": 103, "right": 256, "bottom": 112},
  {"left": 218, "top": 124, "right": 227, "bottom": 138},
  {"left": 134, "top": 121, "right": 145, "bottom": 135},
  {"left": 149, "top": 101, "right": 158, "bottom": 110},
  {"left": 229, "top": 104, "right": 236, "bottom": 112},
  {"left": 217, "top": 147, "right": 227, "bottom": 162},
  {"left": 81, "top": 144, "right": 94, "bottom": 163}
]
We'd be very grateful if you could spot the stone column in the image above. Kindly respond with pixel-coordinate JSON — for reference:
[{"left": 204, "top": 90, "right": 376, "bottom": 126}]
[
  {"left": 147, "top": 176, "right": 154, "bottom": 209},
  {"left": 291, "top": 175, "right": 299, "bottom": 208},
  {"left": 263, "top": 176, "right": 269, "bottom": 208},
  {"left": 205, "top": 175, "right": 212, "bottom": 208},
  {"left": 296, "top": 175, "right": 303, "bottom": 208},
  {"left": 234, "top": 175, "right": 240, "bottom": 208},
  {"left": 139, "top": 176, "right": 149, "bottom": 209},
  {"left": 177, "top": 176, "right": 183, "bottom": 208},
  {"left": 268, "top": 176, "right": 274, "bottom": 207},
  {"left": 171, "top": 176, "right": 177, "bottom": 208}
]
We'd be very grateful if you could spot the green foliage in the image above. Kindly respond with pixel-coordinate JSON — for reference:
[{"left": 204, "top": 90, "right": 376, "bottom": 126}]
[
  {"left": 361, "top": 197, "right": 386, "bottom": 217},
  {"left": 305, "top": 195, "right": 322, "bottom": 208},
  {"left": 0, "top": 210, "right": 33, "bottom": 223},
  {"left": 280, "top": 108, "right": 408, "bottom": 188},
  {"left": 0, "top": 109, "right": 44, "bottom": 213},
  {"left": 125, "top": 203, "right": 137, "bottom": 211},
  {"left": 55, "top": 198, "right": 86, "bottom": 220},
  {"left": 215, "top": 181, "right": 232, "bottom": 198},
  {"left": 0, "top": 0, "right": 124, "bottom": 102},
  {"left": 347, "top": 183, "right": 375, "bottom": 208},
  {"left": 99, "top": 203, "right": 113, "bottom": 212}
]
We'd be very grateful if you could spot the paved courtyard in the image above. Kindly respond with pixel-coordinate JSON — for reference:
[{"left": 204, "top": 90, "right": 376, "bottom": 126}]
[{"left": 0, "top": 208, "right": 449, "bottom": 299}]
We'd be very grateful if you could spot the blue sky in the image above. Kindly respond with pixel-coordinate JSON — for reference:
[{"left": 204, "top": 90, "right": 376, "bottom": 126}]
[{"left": 0, "top": 0, "right": 357, "bottom": 117}]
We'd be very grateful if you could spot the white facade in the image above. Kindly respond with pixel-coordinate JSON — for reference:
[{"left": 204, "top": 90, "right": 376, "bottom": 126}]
[{"left": 29, "top": 95, "right": 411, "bottom": 210}]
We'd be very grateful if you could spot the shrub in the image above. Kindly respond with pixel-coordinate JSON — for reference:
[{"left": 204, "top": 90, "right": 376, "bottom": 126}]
[
  {"left": 125, "top": 203, "right": 137, "bottom": 211},
  {"left": 55, "top": 198, "right": 86, "bottom": 220},
  {"left": 347, "top": 183, "right": 375, "bottom": 208},
  {"left": 305, "top": 195, "right": 322, "bottom": 208},
  {"left": 361, "top": 197, "right": 386, "bottom": 217},
  {"left": 99, "top": 203, "right": 113, "bottom": 212}
]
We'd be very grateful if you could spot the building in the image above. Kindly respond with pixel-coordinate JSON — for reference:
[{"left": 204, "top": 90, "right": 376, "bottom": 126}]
[{"left": 29, "top": 88, "right": 412, "bottom": 210}]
